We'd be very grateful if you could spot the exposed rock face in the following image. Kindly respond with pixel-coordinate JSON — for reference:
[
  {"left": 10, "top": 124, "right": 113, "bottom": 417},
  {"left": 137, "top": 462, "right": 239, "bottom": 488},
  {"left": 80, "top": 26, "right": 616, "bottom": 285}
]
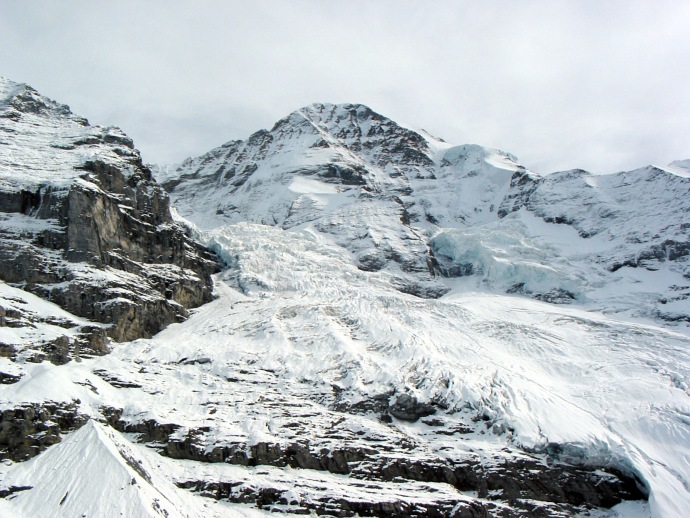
[
  {"left": 0, "top": 276, "right": 113, "bottom": 369},
  {"left": 174, "top": 479, "right": 502, "bottom": 517},
  {"left": 388, "top": 393, "right": 437, "bottom": 421},
  {"left": 102, "top": 408, "right": 645, "bottom": 517},
  {"left": 0, "top": 401, "right": 88, "bottom": 461},
  {"left": 0, "top": 78, "right": 221, "bottom": 349}
]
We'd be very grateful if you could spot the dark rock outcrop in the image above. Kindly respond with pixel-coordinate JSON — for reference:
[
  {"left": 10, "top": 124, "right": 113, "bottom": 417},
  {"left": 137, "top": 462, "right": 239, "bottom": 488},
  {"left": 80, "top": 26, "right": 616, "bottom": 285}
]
[
  {"left": 0, "top": 295, "right": 109, "bottom": 364},
  {"left": 0, "top": 401, "right": 88, "bottom": 461},
  {"left": 497, "top": 169, "right": 540, "bottom": 218},
  {"left": 102, "top": 409, "right": 645, "bottom": 517},
  {"left": 388, "top": 393, "right": 436, "bottom": 421},
  {"left": 175, "top": 478, "right": 506, "bottom": 517}
]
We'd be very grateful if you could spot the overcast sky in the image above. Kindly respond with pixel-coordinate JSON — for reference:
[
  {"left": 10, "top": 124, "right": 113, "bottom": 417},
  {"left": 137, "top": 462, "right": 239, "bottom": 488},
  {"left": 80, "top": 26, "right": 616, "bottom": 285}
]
[{"left": 1, "top": 1, "right": 688, "bottom": 174}]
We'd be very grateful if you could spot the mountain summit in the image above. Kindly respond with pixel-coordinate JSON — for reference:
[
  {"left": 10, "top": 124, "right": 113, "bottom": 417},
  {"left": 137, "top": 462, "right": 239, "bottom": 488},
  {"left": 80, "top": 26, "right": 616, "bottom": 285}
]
[
  {"left": 158, "top": 102, "right": 689, "bottom": 322},
  {"left": 1, "top": 81, "right": 688, "bottom": 517}
]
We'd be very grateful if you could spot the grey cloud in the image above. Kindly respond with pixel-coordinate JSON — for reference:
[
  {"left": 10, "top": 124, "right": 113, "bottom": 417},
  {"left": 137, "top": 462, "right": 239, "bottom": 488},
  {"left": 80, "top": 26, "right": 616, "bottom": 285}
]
[{"left": 1, "top": 0, "right": 688, "bottom": 174}]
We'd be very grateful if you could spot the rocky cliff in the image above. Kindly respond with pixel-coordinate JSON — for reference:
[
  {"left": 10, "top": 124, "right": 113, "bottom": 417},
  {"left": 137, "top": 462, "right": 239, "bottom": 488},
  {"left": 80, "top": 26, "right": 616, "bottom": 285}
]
[{"left": 0, "top": 78, "right": 221, "bottom": 362}]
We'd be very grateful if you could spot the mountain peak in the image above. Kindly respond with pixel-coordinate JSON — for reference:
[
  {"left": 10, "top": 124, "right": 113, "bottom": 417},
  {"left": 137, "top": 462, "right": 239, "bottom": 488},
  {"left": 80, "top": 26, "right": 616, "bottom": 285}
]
[
  {"left": 297, "top": 102, "right": 380, "bottom": 122},
  {"left": 0, "top": 76, "right": 26, "bottom": 103},
  {"left": 0, "top": 78, "right": 139, "bottom": 192},
  {"left": 269, "top": 102, "right": 389, "bottom": 138},
  {"left": 0, "top": 77, "right": 76, "bottom": 120}
]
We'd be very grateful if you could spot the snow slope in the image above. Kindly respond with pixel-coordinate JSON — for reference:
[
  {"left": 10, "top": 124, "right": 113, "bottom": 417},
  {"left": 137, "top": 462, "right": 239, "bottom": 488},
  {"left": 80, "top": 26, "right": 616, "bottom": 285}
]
[{"left": 0, "top": 420, "right": 268, "bottom": 518}]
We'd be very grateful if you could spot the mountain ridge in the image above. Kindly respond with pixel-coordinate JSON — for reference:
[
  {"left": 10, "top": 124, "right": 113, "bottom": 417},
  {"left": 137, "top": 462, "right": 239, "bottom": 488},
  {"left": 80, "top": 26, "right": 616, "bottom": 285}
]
[{"left": 158, "top": 101, "right": 689, "bottom": 324}]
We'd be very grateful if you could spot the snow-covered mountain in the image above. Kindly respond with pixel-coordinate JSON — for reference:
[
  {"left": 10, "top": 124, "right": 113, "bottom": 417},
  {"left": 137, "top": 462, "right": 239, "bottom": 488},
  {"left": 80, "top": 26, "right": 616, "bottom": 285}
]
[
  {"left": 1, "top": 84, "right": 689, "bottom": 517},
  {"left": 158, "top": 102, "right": 689, "bottom": 322}
]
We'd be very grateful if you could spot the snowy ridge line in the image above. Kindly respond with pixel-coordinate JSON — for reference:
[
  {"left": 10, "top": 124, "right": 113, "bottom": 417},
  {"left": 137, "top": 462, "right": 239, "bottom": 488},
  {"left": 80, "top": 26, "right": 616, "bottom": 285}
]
[{"left": 0, "top": 78, "right": 139, "bottom": 193}]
